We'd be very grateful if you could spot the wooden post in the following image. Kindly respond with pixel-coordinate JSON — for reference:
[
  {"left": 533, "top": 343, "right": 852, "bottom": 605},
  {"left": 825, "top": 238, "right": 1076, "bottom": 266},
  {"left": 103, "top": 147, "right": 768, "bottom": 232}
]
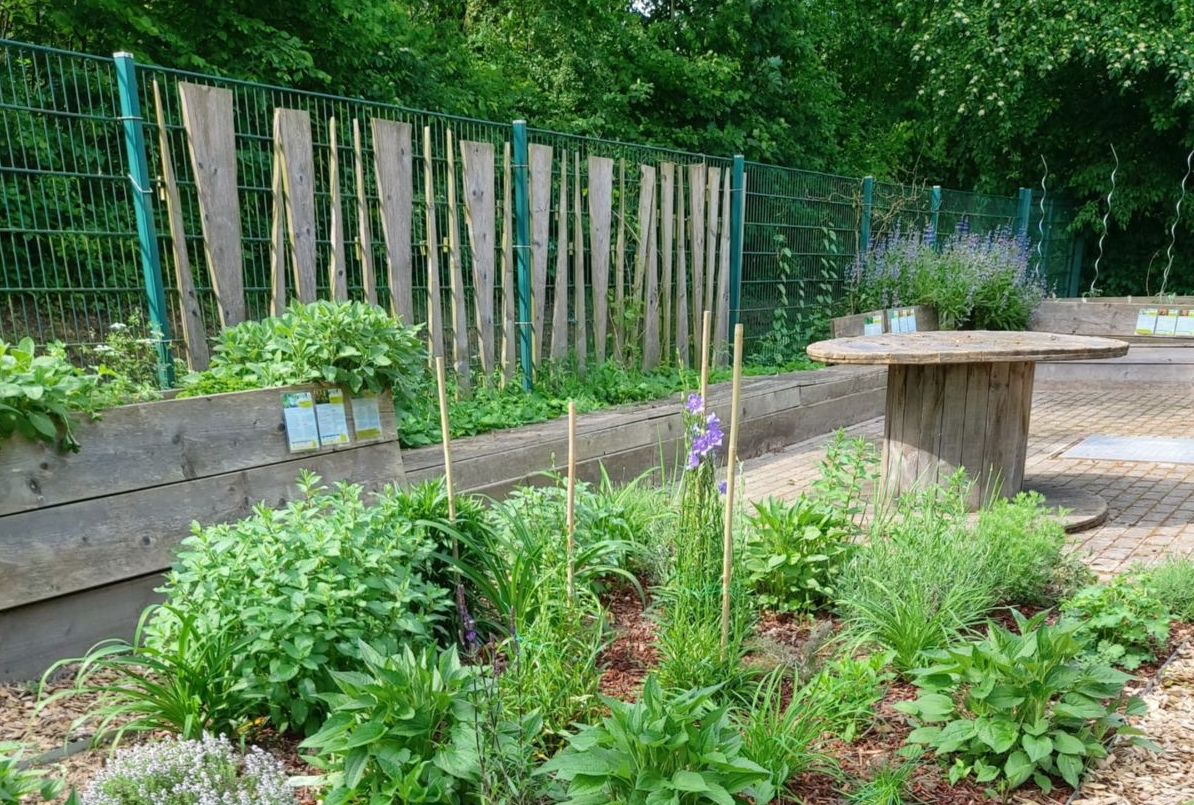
[
  {"left": 445, "top": 129, "right": 470, "bottom": 395},
  {"left": 328, "top": 117, "right": 347, "bottom": 300},
  {"left": 352, "top": 119, "right": 377, "bottom": 305},
  {"left": 614, "top": 159, "right": 627, "bottom": 361},
  {"left": 422, "top": 126, "right": 445, "bottom": 362},
  {"left": 719, "top": 322, "right": 744, "bottom": 658},
  {"left": 566, "top": 399, "right": 577, "bottom": 599},
  {"left": 435, "top": 356, "right": 457, "bottom": 523},
  {"left": 699, "top": 309, "right": 712, "bottom": 404}
]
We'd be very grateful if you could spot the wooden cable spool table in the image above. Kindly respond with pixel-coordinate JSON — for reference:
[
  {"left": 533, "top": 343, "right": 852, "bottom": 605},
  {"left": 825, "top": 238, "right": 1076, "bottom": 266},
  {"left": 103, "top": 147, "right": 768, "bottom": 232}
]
[{"left": 807, "top": 331, "right": 1129, "bottom": 510}]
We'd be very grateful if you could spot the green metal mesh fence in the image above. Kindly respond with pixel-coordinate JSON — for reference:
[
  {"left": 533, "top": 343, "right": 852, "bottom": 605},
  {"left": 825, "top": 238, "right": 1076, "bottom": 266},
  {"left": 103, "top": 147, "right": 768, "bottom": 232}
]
[{"left": 1, "top": 38, "right": 1077, "bottom": 363}]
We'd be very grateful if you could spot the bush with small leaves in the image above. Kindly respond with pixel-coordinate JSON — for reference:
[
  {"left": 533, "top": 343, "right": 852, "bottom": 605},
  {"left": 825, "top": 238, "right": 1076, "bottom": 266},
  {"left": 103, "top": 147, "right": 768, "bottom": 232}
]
[{"left": 1061, "top": 575, "right": 1172, "bottom": 670}]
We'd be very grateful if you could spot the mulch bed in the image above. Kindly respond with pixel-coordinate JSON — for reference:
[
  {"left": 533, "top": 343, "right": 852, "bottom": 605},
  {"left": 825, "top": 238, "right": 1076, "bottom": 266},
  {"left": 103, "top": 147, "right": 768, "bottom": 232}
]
[{"left": 3, "top": 599, "right": 1188, "bottom": 805}]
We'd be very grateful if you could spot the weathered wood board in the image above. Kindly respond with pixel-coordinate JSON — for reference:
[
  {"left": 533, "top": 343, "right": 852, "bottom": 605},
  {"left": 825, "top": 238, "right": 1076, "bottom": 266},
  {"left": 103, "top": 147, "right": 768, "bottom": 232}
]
[
  {"left": 1031, "top": 298, "right": 1194, "bottom": 342},
  {"left": 327, "top": 117, "right": 347, "bottom": 300},
  {"left": 445, "top": 130, "right": 470, "bottom": 392},
  {"left": 422, "top": 126, "right": 445, "bottom": 360},
  {"left": 688, "top": 163, "right": 707, "bottom": 329},
  {"left": 461, "top": 140, "right": 496, "bottom": 377},
  {"left": 178, "top": 82, "right": 245, "bottom": 325},
  {"left": 274, "top": 108, "right": 318, "bottom": 303},
  {"left": 372, "top": 119, "right": 414, "bottom": 323},
  {"left": 642, "top": 175, "right": 661, "bottom": 370},
  {"left": 573, "top": 153, "right": 586, "bottom": 372},
  {"left": 151, "top": 79, "right": 209, "bottom": 370},
  {"left": 352, "top": 119, "right": 377, "bottom": 305},
  {"left": 675, "top": 167, "right": 689, "bottom": 364},
  {"left": 529, "top": 144, "right": 553, "bottom": 363},
  {"left": 808, "top": 330, "right": 1129, "bottom": 365},
  {"left": 704, "top": 166, "right": 721, "bottom": 335},
  {"left": 614, "top": 160, "right": 627, "bottom": 360},
  {"left": 588, "top": 157, "right": 613, "bottom": 363},
  {"left": 660, "top": 162, "right": 675, "bottom": 361},
  {"left": 831, "top": 306, "right": 939, "bottom": 338},
  {"left": 501, "top": 143, "right": 515, "bottom": 383},
  {"left": 551, "top": 154, "right": 570, "bottom": 361},
  {"left": 715, "top": 176, "right": 731, "bottom": 363},
  {"left": 633, "top": 165, "right": 655, "bottom": 308}
]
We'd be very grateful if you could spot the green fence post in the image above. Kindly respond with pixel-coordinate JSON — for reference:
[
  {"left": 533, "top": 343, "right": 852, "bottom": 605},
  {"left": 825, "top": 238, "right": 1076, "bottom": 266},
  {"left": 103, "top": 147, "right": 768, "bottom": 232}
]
[
  {"left": 728, "top": 155, "right": 745, "bottom": 331},
  {"left": 512, "top": 120, "right": 533, "bottom": 391},
  {"left": 860, "top": 175, "right": 874, "bottom": 253},
  {"left": 929, "top": 185, "right": 942, "bottom": 245},
  {"left": 114, "top": 51, "right": 174, "bottom": 388},
  {"left": 1016, "top": 187, "right": 1032, "bottom": 238}
]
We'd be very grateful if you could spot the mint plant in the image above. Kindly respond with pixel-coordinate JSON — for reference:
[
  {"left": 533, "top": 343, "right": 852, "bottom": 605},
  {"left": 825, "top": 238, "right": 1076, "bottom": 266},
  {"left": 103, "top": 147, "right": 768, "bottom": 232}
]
[
  {"left": 0, "top": 337, "right": 96, "bottom": 453},
  {"left": 896, "top": 610, "right": 1151, "bottom": 794},
  {"left": 1061, "top": 576, "right": 1172, "bottom": 670},
  {"left": 744, "top": 496, "right": 855, "bottom": 613}
]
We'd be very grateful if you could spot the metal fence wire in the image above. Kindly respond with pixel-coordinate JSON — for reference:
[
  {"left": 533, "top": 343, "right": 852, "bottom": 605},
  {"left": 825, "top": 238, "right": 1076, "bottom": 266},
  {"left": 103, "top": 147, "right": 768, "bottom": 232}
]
[{"left": 1, "top": 38, "right": 1078, "bottom": 364}]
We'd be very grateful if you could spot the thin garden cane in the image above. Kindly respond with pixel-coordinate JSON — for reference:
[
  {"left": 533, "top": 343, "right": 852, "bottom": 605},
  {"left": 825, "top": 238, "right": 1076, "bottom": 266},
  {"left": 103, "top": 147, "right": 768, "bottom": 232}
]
[
  {"left": 435, "top": 356, "right": 466, "bottom": 648},
  {"left": 699, "top": 309, "right": 713, "bottom": 405},
  {"left": 719, "top": 322, "right": 744, "bottom": 659},
  {"left": 566, "top": 399, "right": 577, "bottom": 599}
]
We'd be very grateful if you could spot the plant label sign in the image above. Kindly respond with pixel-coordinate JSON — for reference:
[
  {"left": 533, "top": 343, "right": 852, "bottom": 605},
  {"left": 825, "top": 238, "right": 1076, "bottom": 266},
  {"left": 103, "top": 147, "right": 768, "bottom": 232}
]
[
  {"left": 282, "top": 391, "right": 320, "bottom": 452},
  {"left": 314, "top": 387, "right": 351, "bottom": 447},
  {"left": 1154, "top": 308, "right": 1178, "bottom": 337},
  {"left": 1135, "top": 308, "right": 1159, "bottom": 336},
  {"left": 863, "top": 313, "right": 884, "bottom": 336},
  {"left": 351, "top": 392, "right": 383, "bottom": 440},
  {"left": 1176, "top": 309, "right": 1194, "bottom": 337},
  {"left": 903, "top": 308, "right": 918, "bottom": 332},
  {"left": 887, "top": 309, "right": 900, "bottom": 332}
]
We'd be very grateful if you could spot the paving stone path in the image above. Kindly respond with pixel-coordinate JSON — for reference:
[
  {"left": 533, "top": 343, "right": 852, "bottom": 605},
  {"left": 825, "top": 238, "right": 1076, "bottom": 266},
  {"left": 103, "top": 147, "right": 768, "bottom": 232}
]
[{"left": 742, "top": 383, "right": 1194, "bottom": 574}]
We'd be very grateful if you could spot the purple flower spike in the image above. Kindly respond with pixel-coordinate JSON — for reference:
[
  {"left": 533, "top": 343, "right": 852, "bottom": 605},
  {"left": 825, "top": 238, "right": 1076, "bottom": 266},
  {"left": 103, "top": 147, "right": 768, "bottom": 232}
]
[
  {"left": 685, "top": 393, "right": 704, "bottom": 414},
  {"left": 718, "top": 480, "right": 728, "bottom": 495}
]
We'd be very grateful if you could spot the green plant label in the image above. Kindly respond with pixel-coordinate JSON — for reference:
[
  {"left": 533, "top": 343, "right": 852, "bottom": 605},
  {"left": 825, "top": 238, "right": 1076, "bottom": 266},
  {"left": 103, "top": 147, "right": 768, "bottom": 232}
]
[
  {"left": 351, "top": 392, "right": 383, "bottom": 440},
  {"left": 281, "top": 391, "right": 320, "bottom": 452},
  {"left": 314, "top": 387, "right": 350, "bottom": 447},
  {"left": 1134, "top": 308, "right": 1158, "bottom": 335},
  {"left": 863, "top": 313, "right": 884, "bottom": 335}
]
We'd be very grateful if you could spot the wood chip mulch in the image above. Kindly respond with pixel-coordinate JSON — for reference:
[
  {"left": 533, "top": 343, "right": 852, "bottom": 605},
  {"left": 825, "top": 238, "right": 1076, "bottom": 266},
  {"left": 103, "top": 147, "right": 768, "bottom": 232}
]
[{"left": 597, "top": 580, "right": 657, "bottom": 700}]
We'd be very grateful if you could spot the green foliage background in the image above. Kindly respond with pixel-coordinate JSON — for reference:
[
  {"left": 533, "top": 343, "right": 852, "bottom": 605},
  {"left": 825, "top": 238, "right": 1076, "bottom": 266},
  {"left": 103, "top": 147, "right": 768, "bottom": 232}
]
[{"left": 5, "top": 0, "right": 1193, "bottom": 292}]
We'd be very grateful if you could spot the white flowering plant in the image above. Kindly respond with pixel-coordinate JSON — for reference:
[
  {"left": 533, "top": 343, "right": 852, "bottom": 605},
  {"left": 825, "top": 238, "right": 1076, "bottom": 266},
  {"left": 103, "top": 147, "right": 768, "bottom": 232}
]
[{"left": 81, "top": 734, "right": 296, "bottom": 805}]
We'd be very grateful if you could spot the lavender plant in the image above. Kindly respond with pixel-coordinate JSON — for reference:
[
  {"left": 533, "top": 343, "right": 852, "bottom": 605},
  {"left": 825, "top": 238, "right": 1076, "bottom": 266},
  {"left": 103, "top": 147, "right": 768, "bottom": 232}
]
[
  {"left": 81, "top": 734, "right": 295, "bottom": 805},
  {"left": 848, "top": 222, "right": 1045, "bottom": 330}
]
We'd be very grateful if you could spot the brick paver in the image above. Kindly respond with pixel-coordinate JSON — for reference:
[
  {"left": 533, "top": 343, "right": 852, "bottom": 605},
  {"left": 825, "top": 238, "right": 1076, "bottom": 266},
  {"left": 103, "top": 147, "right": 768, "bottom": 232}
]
[{"left": 742, "top": 383, "right": 1194, "bottom": 574}]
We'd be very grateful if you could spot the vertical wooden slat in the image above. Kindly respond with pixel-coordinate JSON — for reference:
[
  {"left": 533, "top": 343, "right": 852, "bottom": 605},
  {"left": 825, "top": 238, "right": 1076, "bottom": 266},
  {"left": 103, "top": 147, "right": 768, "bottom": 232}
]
[
  {"left": 528, "top": 144, "right": 553, "bottom": 364},
  {"left": 675, "top": 167, "right": 689, "bottom": 365},
  {"left": 461, "top": 140, "right": 496, "bottom": 379},
  {"left": 445, "top": 129, "right": 470, "bottom": 394},
  {"left": 715, "top": 175, "right": 731, "bottom": 363},
  {"left": 960, "top": 363, "right": 992, "bottom": 507},
  {"left": 1009, "top": 362, "right": 1036, "bottom": 492},
  {"left": 881, "top": 365, "right": 906, "bottom": 501},
  {"left": 551, "top": 152, "right": 570, "bottom": 361},
  {"left": 352, "top": 119, "right": 376, "bottom": 305},
  {"left": 632, "top": 164, "right": 655, "bottom": 309},
  {"left": 936, "top": 364, "right": 970, "bottom": 485},
  {"left": 642, "top": 173, "right": 660, "bottom": 371},
  {"left": 422, "top": 126, "right": 444, "bottom": 361},
  {"left": 371, "top": 119, "right": 413, "bottom": 322},
  {"left": 914, "top": 365, "right": 945, "bottom": 487},
  {"left": 327, "top": 117, "right": 347, "bottom": 300},
  {"left": 587, "top": 156, "right": 613, "bottom": 364},
  {"left": 980, "top": 361, "right": 1012, "bottom": 502},
  {"left": 688, "top": 163, "right": 707, "bottom": 330},
  {"left": 614, "top": 159, "right": 627, "bottom": 361},
  {"left": 897, "top": 363, "right": 924, "bottom": 494},
  {"left": 573, "top": 152, "right": 586, "bottom": 373},
  {"left": 500, "top": 143, "right": 515, "bottom": 384},
  {"left": 660, "top": 162, "right": 675, "bottom": 362},
  {"left": 268, "top": 138, "right": 287, "bottom": 315},
  {"left": 152, "top": 80, "right": 208, "bottom": 370},
  {"left": 704, "top": 167, "right": 722, "bottom": 337},
  {"left": 178, "top": 82, "right": 245, "bottom": 325},
  {"left": 274, "top": 108, "right": 317, "bottom": 304}
]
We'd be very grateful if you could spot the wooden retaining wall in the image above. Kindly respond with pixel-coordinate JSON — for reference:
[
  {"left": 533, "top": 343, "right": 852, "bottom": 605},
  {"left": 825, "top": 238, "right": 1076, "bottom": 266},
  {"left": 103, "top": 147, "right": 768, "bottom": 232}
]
[{"left": 0, "top": 366, "right": 884, "bottom": 681}]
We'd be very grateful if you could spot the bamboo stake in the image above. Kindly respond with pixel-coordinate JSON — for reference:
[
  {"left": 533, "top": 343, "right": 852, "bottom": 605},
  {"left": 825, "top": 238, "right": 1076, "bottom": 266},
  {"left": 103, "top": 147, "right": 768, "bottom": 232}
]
[
  {"left": 328, "top": 117, "right": 346, "bottom": 300},
  {"left": 719, "top": 322, "right": 745, "bottom": 658},
  {"left": 435, "top": 356, "right": 457, "bottom": 523},
  {"left": 699, "top": 309, "right": 713, "bottom": 404},
  {"left": 352, "top": 118, "right": 376, "bottom": 305},
  {"left": 566, "top": 399, "right": 577, "bottom": 599},
  {"left": 445, "top": 129, "right": 470, "bottom": 395},
  {"left": 614, "top": 159, "right": 627, "bottom": 361}
]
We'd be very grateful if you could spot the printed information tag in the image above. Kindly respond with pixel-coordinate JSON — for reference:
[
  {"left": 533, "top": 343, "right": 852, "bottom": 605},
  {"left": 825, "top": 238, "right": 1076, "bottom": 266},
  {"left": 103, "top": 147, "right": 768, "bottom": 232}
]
[
  {"left": 904, "top": 308, "right": 918, "bottom": 333},
  {"left": 351, "top": 392, "right": 383, "bottom": 440},
  {"left": 314, "top": 387, "right": 350, "bottom": 447},
  {"left": 1155, "top": 308, "right": 1179, "bottom": 337},
  {"left": 281, "top": 391, "right": 320, "bottom": 452},
  {"left": 863, "top": 313, "right": 884, "bottom": 336},
  {"left": 1176, "top": 309, "right": 1194, "bottom": 337},
  {"left": 1135, "top": 308, "right": 1159, "bottom": 335}
]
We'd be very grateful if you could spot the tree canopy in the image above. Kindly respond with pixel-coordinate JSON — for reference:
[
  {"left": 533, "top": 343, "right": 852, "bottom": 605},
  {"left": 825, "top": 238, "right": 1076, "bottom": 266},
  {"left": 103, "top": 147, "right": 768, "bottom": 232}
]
[{"left": 5, "top": 0, "right": 1193, "bottom": 291}]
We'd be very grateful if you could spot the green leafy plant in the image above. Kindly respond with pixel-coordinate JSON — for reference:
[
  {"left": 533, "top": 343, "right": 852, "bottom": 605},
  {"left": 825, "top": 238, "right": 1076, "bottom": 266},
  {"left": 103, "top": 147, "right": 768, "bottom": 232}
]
[
  {"left": 896, "top": 610, "right": 1151, "bottom": 794},
  {"left": 0, "top": 337, "right": 96, "bottom": 453},
  {"left": 810, "top": 430, "right": 878, "bottom": 530},
  {"left": 153, "top": 473, "right": 450, "bottom": 733},
  {"left": 975, "top": 491, "right": 1090, "bottom": 605},
  {"left": 83, "top": 313, "right": 164, "bottom": 407},
  {"left": 803, "top": 651, "right": 895, "bottom": 742},
  {"left": 179, "top": 300, "right": 424, "bottom": 404},
  {"left": 0, "top": 741, "right": 64, "bottom": 804},
  {"left": 81, "top": 734, "right": 295, "bottom": 805},
  {"left": 1140, "top": 556, "right": 1194, "bottom": 621},
  {"left": 538, "top": 676, "right": 770, "bottom": 805},
  {"left": 39, "top": 605, "right": 256, "bottom": 746},
  {"left": 1061, "top": 576, "right": 1172, "bottom": 670},
  {"left": 738, "top": 668, "right": 834, "bottom": 803},
  {"left": 301, "top": 642, "right": 528, "bottom": 805},
  {"left": 847, "top": 752, "right": 923, "bottom": 805},
  {"left": 744, "top": 496, "right": 856, "bottom": 613}
]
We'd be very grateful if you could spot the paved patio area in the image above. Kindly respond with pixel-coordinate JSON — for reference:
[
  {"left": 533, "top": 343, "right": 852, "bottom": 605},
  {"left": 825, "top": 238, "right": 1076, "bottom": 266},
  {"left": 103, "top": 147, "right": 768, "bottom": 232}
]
[{"left": 742, "top": 383, "right": 1194, "bottom": 575}]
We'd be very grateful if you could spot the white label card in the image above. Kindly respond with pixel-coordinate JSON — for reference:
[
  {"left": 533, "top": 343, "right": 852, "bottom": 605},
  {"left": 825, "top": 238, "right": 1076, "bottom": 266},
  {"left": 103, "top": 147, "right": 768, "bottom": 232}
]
[
  {"left": 314, "top": 387, "right": 350, "bottom": 447},
  {"left": 905, "top": 308, "right": 918, "bottom": 333},
  {"left": 351, "top": 392, "right": 383, "bottom": 440},
  {"left": 1154, "top": 309, "right": 1178, "bottom": 337},
  {"left": 282, "top": 391, "right": 320, "bottom": 452},
  {"left": 1135, "top": 308, "right": 1159, "bottom": 336},
  {"left": 863, "top": 313, "right": 884, "bottom": 336},
  {"left": 1176, "top": 310, "right": 1194, "bottom": 337}
]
